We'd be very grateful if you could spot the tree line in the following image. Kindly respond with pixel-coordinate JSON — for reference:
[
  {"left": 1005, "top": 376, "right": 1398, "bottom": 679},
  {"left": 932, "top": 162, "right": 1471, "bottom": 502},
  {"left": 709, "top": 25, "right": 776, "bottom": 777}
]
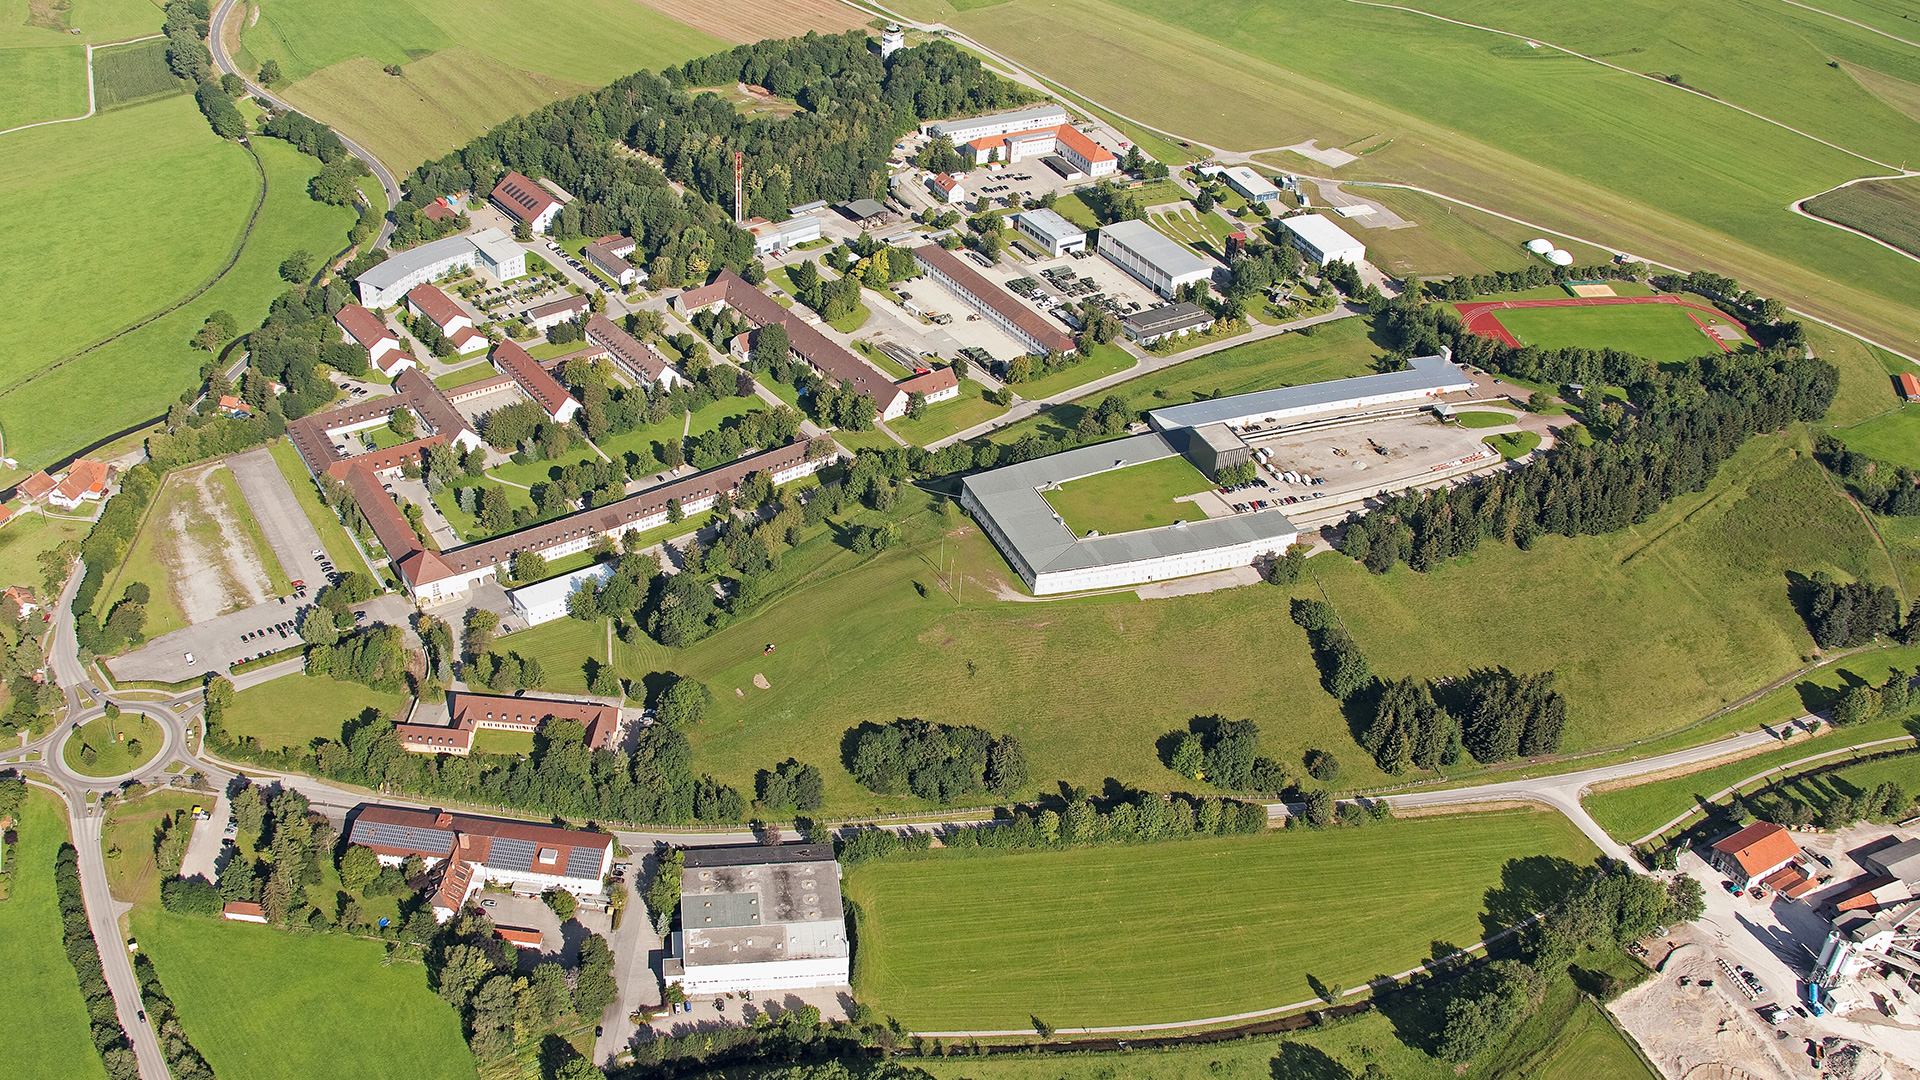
[
  {"left": 848, "top": 718, "right": 1027, "bottom": 803},
  {"left": 52, "top": 842, "right": 142, "bottom": 1080},
  {"left": 1814, "top": 433, "right": 1920, "bottom": 517},
  {"left": 1801, "top": 571, "right": 1903, "bottom": 650}
]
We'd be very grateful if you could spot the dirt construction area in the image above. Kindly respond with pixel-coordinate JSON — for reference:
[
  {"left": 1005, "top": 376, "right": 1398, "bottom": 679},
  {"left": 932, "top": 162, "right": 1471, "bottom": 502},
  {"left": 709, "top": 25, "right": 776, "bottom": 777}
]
[{"left": 112, "top": 462, "right": 285, "bottom": 629}]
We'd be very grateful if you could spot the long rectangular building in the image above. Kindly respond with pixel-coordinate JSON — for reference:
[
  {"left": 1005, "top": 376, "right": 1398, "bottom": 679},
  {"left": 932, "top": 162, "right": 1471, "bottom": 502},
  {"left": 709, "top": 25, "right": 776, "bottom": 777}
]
[
  {"left": 664, "top": 844, "right": 850, "bottom": 996},
  {"left": 355, "top": 228, "right": 525, "bottom": 307},
  {"left": 912, "top": 244, "right": 1076, "bottom": 356},
  {"left": 1145, "top": 352, "right": 1471, "bottom": 432},
  {"left": 1096, "top": 219, "right": 1215, "bottom": 298},
  {"left": 924, "top": 104, "right": 1070, "bottom": 145}
]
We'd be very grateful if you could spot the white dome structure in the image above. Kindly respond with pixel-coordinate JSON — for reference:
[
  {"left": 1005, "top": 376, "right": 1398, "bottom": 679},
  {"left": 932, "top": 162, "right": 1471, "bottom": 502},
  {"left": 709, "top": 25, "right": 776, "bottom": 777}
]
[
  {"left": 1525, "top": 238, "right": 1554, "bottom": 255},
  {"left": 1547, "top": 249, "right": 1574, "bottom": 266}
]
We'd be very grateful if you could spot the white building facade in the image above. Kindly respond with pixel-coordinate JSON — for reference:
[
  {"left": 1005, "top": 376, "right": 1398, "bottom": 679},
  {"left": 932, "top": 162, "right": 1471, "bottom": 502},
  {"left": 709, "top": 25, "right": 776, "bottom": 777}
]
[{"left": 1096, "top": 219, "right": 1214, "bottom": 298}]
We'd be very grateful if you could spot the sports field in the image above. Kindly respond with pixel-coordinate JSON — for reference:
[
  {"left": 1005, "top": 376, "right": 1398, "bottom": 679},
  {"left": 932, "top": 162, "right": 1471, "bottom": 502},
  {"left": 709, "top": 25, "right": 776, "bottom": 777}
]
[
  {"left": 132, "top": 908, "right": 479, "bottom": 1080},
  {"left": 1454, "top": 297, "right": 1748, "bottom": 363},
  {"left": 219, "top": 672, "right": 409, "bottom": 750},
  {"left": 904, "top": 0, "right": 1920, "bottom": 357},
  {"left": 844, "top": 809, "right": 1595, "bottom": 1030},
  {"left": 1043, "top": 454, "right": 1210, "bottom": 536},
  {"left": 0, "top": 789, "right": 109, "bottom": 1080}
]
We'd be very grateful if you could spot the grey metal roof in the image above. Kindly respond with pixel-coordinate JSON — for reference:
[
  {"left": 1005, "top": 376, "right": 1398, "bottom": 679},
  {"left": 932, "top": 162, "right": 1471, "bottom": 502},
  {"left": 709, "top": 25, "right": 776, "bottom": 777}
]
[
  {"left": 1869, "top": 839, "right": 1920, "bottom": 881},
  {"left": 1146, "top": 353, "right": 1471, "bottom": 430},
  {"left": 487, "top": 834, "right": 606, "bottom": 878},
  {"left": 962, "top": 433, "right": 1296, "bottom": 577},
  {"left": 927, "top": 105, "right": 1068, "bottom": 139},
  {"left": 1124, "top": 301, "right": 1213, "bottom": 336},
  {"left": 685, "top": 843, "right": 837, "bottom": 868},
  {"left": 839, "top": 198, "right": 890, "bottom": 220},
  {"left": 1015, "top": 207, "right": 1084, "bottom": 244},
  {"left": 1193, "top": 423, "right": 1245, "bottom": 453},
  {"left": 1097, "top": 219, "right": 1214, "bottom": 278},
  {"left": 356, "top": 235, "right": 478, "bottom": 293},
  {"left": 680, "top": 844, "right": 848, "bottom": 968},
  {"left": 349, "top": 816, "right": 455, "bottom": 855}
]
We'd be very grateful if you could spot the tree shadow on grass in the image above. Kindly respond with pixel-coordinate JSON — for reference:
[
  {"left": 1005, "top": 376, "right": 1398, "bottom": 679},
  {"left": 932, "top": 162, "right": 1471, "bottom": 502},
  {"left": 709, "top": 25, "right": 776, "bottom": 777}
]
[
  {"left": 1480, "top": 854, "right": 1582, "bottom": 941},
  {"left": 1270, "top": 1043, "right": 1353, "bottom": 1080}
]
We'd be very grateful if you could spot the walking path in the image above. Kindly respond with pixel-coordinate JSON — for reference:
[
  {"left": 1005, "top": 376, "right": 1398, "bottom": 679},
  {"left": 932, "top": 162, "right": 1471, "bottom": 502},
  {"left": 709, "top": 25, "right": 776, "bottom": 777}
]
[{"left": 0, "top": 33, "right": 163, "bottom": 137}]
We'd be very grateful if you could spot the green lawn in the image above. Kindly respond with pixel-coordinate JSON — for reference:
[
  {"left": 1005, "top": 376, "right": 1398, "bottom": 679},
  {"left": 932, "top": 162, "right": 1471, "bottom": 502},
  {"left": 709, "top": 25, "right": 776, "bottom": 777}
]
[
  {"left": 1831, "top": 405, "right": 1920, "bottom": 470},
  {"left": 0, "top": 510, "right": 89, "bottom": 595},
  {"left": 845, "top": 809, "right": 1595, "bottom": 1031},
  {"left": 1482, "top": 304, "right": 1732, "bottom": 365},
  {"left": 485, "top": 442, "right": 603, "bottom": 488},
  {"left": 0, "top": 43, "right": 88, "bottom": 129},
  {"left": 1008, "top": 343, "right": 1135, "bottom": 401},
  {"left": 1352, "top": 185, "right": 1615, "bottom": 280},
  {"left": 433, "top": 362, "right": 503, "bottom": 389},
  {"left": 132, "top": 908, "right": 478, "bottom": 1080},
  {"left": 269, "top": 438, "right": 367, "bottom": 575},
  {"left": 1484, "top": 430, "right": 1541, "bottom": 459},
  {"left": 219, "top": 673, "right": 410, "bottom": 751},
  {"left": 828, "top": 302, "right": 872, "bottom": 333},
  {"left": 887, "top": 379, "right": 1007, "bottom": 446},
  {"left": 1455, "top": 410, "right": 1517, "bottom": 429},
  {"left": 63, "top": 711, "right": 162, "bottom": 777},
  {"left": 103, "top": 790, "right": 204, "bottom": 908},
  {"left": 0, "top": 788, "right": 109, "bottom": 1080},
  {"left": 589, "top": 394, "right": 762, "bottom": 477},
  {"left": 473, "top": 727, "right": 535, "bottom": 756},
  {"left": 1043, "top": 453, "right": 1211, "bottom": 536}
]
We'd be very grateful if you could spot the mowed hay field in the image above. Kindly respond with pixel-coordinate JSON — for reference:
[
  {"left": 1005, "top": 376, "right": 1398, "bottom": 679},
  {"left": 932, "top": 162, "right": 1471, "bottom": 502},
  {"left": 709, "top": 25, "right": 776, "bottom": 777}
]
[
  {"left": 0, "top": 117, "right": 356, "bottom": 477},
  {"left": 1806, "top": 176, "right": 1920, "bottom": 258},
  {"left": 0, "top": 42, "right": 88, "bottom": 128},
  {"left": 0, "top": 789, "right": 110, "bottom": 1080},
  {"left": 844, "top": 809, "right": 1596, "bottom": 1031},
  {"left": 917, "top": 0, "right": 1920, "bottom": 355},
  {"left": 132, "top": 909, "right": 479, "bottom": 1080},
  {"left": 626, "top": 0, "right": 869, "bottom": 44},
  {"left": 0, "top": 0, "right": 166, "bottom": 128}
]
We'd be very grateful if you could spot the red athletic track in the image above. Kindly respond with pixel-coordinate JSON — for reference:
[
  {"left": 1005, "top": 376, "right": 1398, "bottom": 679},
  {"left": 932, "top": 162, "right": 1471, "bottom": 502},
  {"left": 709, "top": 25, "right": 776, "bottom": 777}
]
[{"left": 1453, "top": 294, "right": 1753, "bottom": 355}]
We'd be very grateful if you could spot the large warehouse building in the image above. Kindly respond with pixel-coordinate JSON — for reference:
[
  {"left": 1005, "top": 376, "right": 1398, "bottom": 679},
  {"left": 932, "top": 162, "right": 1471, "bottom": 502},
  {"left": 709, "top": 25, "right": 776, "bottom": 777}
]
[
  {"left": 924, "top": 104, "right": 1070, "bottom": 145},
  {"left": 961, "top": 433, "right": 1299, "bottom": 595},
  {"left": 1096, "top": 219, "right": 1215, "bottom": 298},
  {"left": 1279, "top": 213, "right": 1366, "bottom": 267},
  {"left": 1147, "top": 352, "right": 1472, "bottom": 433},
  {"left": 664, "top": 844, "right": 851, "bottom": 996},
  {"left": 355, "top": 229, "right": 524, "bottom": 307}
]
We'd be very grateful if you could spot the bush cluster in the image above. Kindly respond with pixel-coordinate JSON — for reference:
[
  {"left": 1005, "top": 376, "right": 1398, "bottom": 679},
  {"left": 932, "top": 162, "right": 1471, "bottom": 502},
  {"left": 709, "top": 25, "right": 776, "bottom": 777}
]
[{"left": 847, "top": 718, "right": 1026, "bottom": 802}]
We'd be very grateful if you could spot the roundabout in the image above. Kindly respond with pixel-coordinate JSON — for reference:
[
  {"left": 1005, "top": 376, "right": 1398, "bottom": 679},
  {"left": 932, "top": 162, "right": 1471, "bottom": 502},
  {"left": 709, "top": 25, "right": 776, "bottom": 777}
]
[{"left": 57, "top": 706, "right": 172, "bottom": 783}]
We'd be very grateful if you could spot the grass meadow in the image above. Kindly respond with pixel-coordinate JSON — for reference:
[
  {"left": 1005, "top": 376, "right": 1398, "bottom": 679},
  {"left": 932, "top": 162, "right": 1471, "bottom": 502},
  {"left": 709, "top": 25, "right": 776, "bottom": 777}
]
[
  {"left": 887, "top": 379, "right": 1007, "bottom": 446},
  {"left": 0, "top": 0, "right": 165, "bottom": 127},
  {"left": 91, "top": 37, "right": 187, "bottom": 111},
  {"left": 1043, "top": 454, "right": 1210, "bottom": 535},
  {"left": 844, "top": 808, "right": 1595, "bottom": 1031},
  {"left": 0, "top": 103, "right": 355, "bottom": 477},
  {"left": 1351, "top": 186, "right": 1614, "bottom": 279},
  {"left": 220, "top": 671, "right": 410, "bottom": 750},
  {"left": 0, "top": 788, "right": 109, "bottom": 1080},
  {"left": 1483, "top": 303, "right": 1730, "bottom": 364},
  {"left": 1806, "top": 177, "right": 1920, "bottom": 258},
  {"left": 0, "top": 511, "right": 88, "bottom": 595},
  {"left": 63, "top": 711, "right": 163, "bottom": 776},
  {"left": 1008, "top": 343, "right": 1135, "bottom": 401},
  {"left": 0, "top": 42, "right": 88, "bottom": 128},
  {"left": 926, "top": 0, "right": 1920, "bottom": 356}
]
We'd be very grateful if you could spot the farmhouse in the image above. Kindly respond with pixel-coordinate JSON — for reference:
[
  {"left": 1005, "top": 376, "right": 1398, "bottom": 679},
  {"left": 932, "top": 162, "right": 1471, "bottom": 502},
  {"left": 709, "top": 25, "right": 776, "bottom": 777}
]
[
  {"left": 584, "top": 314, "right": 680, "bottom": 390},
  {"left": 928, "top": 173, "right": 966, "bottom": 205},
  {"left": 1220, "top": 166, "right": 1281, "bottom": 204},
  {"left": 346, "top": 805, "right": 613, "bottom": 922},
  {"left": 1122, "top": 301, "right": 1214, "bottom": 345},
  {"left": 490, "top": 171, "right": 564, "bottom": 234},
  {"left": 405, "top": 284, "right": 487, "bottom": 355},
  {"left": 526, "top": 294, "right": 590, "bottom": 334},
  {"left": 1708, "top": 821, "right": 1802, "bottom": 889},
  {"left": 911, "top": 244, "right": 1077, "bottom": 356},
  {"left": 48, "top": 459, "right": 110, "bottom": 510},
  {"left": 584, "top": 235, "right": 642, "bottom": 287},
  {"left": 492, "top": 339, "right": 580, "bottom": 423},
  {"left": 509, "top": 562, "right": 617, "bottom": 626},
  {"left": 335, "top": 305, "right": 406, "bottom": 373},
  {"left": 1096, "top": 219, "right": 1215, "bottom": 298},
  {"left": 1280, "top": 213, "right": 1366, "bottom": 268},
  {"left": 924, "top": 104, "right": 1071, "bottom": 145},
  {"left": 1014, "top": 208, "right": 1087, "bottom": 257},
  {"left": 677, "top": 269, "right": 906, "bottom": 418},
  {"left": 663, "top": 844, "right": 851, "bottom": 996},
  {"left": 747, "top": 215, "right": 823, "bottom": 255},
  {"left": 961, "top": 433, "right": 1298, "bottom": 595},
  {"left": 354, "top": 229, "right": 525, "bottom": 307},
  {"left": 1146, "top": 352, "right": 1472, "bottom": 433},
  {"left": 2, "top": 586, "right": 39, "bottom": 619}
]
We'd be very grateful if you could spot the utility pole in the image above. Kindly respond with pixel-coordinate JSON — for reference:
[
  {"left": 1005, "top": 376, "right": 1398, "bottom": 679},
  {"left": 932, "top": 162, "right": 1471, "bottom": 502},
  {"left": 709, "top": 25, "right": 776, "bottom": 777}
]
[{"left": 733, "top": 150, "right": 744, "bottom": 227}]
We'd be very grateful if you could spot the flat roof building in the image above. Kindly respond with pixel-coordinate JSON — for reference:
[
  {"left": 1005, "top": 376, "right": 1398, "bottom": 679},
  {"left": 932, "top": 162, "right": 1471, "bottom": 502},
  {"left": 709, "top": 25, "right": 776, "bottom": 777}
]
[
  {"left": 1096, "top": 219, "right": 1215, "bottom": 298},
  {"left": 509, "top": 562, "right": 616, "bottom": 626},
  {"left": 1147, "top": 352, "right": 1472, "bottom": 432},
  {"left": 1221, "top": 166, "right": 1281, "bottom": 203},
  {"left": 747, "top": 215, "right": 822, "bottom": 255},
  {"left": 664, "top": 844, "right": 850, "bottom": 996},
  {"left": 1280, "top": 213, "right": 1366, "bottom": 267},
  {"left": 925, "top": 104, "right": 1071, "bottom": 145},
  {"left": 355, "top": 230, "right": 525, "bottom": 307},
  {"left": 961, "top": 432, "right": 1298, "bottom": 595},
  {"left": 911, "top": 244, "right": 1077, "bottom": 356},
  {"left": 1014, "top": 208, "right": 1087, "bottom": 257},
  {"left": 1122, "top": 301, "right": 1214, "bottom": 345}
]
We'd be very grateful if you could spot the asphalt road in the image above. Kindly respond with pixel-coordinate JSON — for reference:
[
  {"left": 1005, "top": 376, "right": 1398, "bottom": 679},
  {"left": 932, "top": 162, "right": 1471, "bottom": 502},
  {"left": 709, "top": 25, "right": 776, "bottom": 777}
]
[
  {"left": 207, "top": 0, "right": 400, "bottom": 247},
  {"left": 225, "top": 447, "right": 330, "bottom": 588}
]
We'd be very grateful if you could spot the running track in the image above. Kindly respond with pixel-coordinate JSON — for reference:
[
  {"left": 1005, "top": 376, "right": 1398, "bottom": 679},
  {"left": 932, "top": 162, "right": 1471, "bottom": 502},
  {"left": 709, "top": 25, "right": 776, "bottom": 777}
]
[{"left": 1454, "top": 294, "right": 1753, "bottom": 353}]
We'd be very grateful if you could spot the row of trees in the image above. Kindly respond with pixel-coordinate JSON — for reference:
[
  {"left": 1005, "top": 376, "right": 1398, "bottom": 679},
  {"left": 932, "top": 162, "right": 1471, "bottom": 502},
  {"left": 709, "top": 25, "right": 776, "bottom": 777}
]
[
  {"left": 1814, "top": 432, "right": 1920, "bottom": 517},
  {"left": 53, "top": 843, "right": 142, "bottom": 1080},
  {"left": 848, "top": 718, "right": 1027, "bottom": 803},
  {"left": 132, "top": 954, "right": 217, "bottom": 1080}
]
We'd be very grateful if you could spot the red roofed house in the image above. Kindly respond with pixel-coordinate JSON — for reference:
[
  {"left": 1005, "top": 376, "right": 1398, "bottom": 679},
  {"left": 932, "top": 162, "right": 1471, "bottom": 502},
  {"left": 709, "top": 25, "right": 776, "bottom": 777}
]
[
  {"left": 2, "top": 586, "right": 39, "bottom": 620},
  {"left": 1709, "top": 821, "right": 1802, "bottom": 888},
  {"left": 222, "top": 901, "right": 268, "bottom": 923},
  {"left": 346, "top": 805, "right": 613, "bottom": 921},
  {"left": 492, "top": 339, "right": 579, "bottom": 424},
  {"left": 1824, "top": 874, "right": 1903, "bottom": 915},
  {"left": 335, "top": 304, "right": 409, "bottom": 375},
  {"left": 496, "top": 925, "right": 545, "bottom": 949},
  {"left": 490, "top": 171, "right": 564, "bottom": 234},
  {"left": 927, "top": 172, "right": 966, "bottom": 204},
  {"left": 48, "top": 459, "right": 110, "bottom": 510},
  {"left": 963, "top": 125, "right": 1117, "bottom": 177},
  {"left": 895, "top": 365, "right": 960, "bottom": 407},
  {"left": 218, "top": 395, "right": 251, "bottom": 417},
  {"left": 584, "top": 235, "right": 642, "bottom": 287},
  {"left": 17, "top": 471, "right": 56, "bottom": 502},
  {"left": 0, "top": 505, "right": 10, "bottom": 529},
  {"left": 1900, "top": 372, "right": 1920, "bottom": 403},
  {"left": 406, "top": 284, "right": 487, "bottom": 356},
  {"left": 584, "top": 313, "right": 679, "bottom": 390},
  {"left": 526, "top": 293, "right": 590, "bottom": 334}
]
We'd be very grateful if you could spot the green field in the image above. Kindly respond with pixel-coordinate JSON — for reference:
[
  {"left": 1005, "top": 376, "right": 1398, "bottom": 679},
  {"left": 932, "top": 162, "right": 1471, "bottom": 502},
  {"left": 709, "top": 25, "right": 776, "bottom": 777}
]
[
  {"left": 132, "top": 908, "right": 479, "bottom": 1080},
  {"left": 0, "top": 788, "right": 110, "bottom": 1080},
  {"left": 472, "top": 727, "right": 535, "bottom": 756},
  {"left": 1831, "top": 405, "right": 1920, "bottom": 470},
  {"left": 0, "top": 42, "right": 88, "bottom": 129},
  {"left": 219, "top": 672, "right": 410, "bottom": 751},
  {"left": 845, "top": 809, "right": 1595, "bottom": 1031},
  {"left": 240, "top": 0, "right": 724, "bottom": 170},
  {"left": 887, "top": 378, "right": 1007, "bottom": 446},
  {"left": 1806, "top": 177, "right": 1920, "bottom": 259},
  {"left": 1484, "top": 430, "right": 1541, "bottom": 459},
  {"left": 1043, "top": 453, "right": 1211, "bottom": 536},
  {"left": 0, "top": 0, "right": 165, "bottom": 127},
  {"left": 1009, "top": 344, "right": 1136, "bottom": 402},
  {"left": 1476, "top": 304, "right": 1730, "bottom": 364},
  {"left": 103, "top": 790, "right": 205, "bottom": 907},
  {"left": 0, "top": 103, "right": 356, "bottom": 477},
  {"left": 91, "top": 37, "right": 187, "bottom": 111},
  {"left": 0, "top": 510, "right": 88, "bottom": 594},
  {"left": 63, "top": 711, "right": 163, "bottom": 777},
  {"left": 1454, "top": 410, "right": 1517, "bottom": 429},
  {"left": 1350, "top": 186, "right": 1614, "bottom": 280},
  {"left": 903, "top": 0, "right": 1920, "bottom": 358},
  {"left": 432, "top": 362, "right": 503, "bottom": 390}
]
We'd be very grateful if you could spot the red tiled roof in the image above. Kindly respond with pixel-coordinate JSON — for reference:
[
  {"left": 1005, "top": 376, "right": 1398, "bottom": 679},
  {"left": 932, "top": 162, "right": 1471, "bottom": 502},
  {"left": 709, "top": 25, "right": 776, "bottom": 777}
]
[
  {"left": 492, "top": 339, "right": 576, "bottom": 419},
  {"left": 1052, "top": 124, "right": 1115, "bottom": 164},
  {"left": 54, "top": 460, "right": 109, "bottom": 503},
  {"left": 1902, "top": 372, "right": 1920, "bottom": 401},
  {"left": 422, "top": 201, "right": 458, "bottom": 222},
  {"left": 933, "top": 174, "right": 960, "bottom": 192},
  {"left": 395, "top": 547, "right": 454, "bottom": 585},
  {"left": 490, "top": 171, "right": 559, "bottom": 225},
  {"left": 353, "top": 804, "right": 613, "bottom": 863},
  {"left": 397, "top": 719, "right": 474, "bottom": 753},
  {"left": 339, "top": 464, "right": 424, "bottom": 564},
  {"left": 448, "top": 325, "right": 486, "bottom": 351},
  {"left": 496, "top": 925, "right": 544, "bottom": 947},
  {"left": 218, "top": 395, "right": 249, "bottom": 412},
  {"left": 336, "top": 305, "right": 397, "bottom": 349},
  {"left": 451, "top": 691, "right": 620, "bottom": 750},
  {"left": 911, "top": 244, "right": 1077, "bottom": 354},
  {"left": 528, "top": 294, "right": 590, "bottom": 321},
  {"left": 691, "top": 270, "right": 901, "bottom": 412},
  {"left": 1712, "top": 822, "right": 1801, "bottom": 876},
  {"left": 222, "top": 901, "right": 265, "bottom": 919},
  {"left": 584, "top": 314, "right": 670, "bottom": 383},
  {"left": 406, "top": 284, "right": 467, "bottom": 332},
  {"left": 1832, "top": 874, "right": 1900, "bottom": 912},
  {"left": 896, "top": 366, "right": 959, "bottom": 397},
  {"left": 18, "top": 472, "right": 55, "bottom": 499}
]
